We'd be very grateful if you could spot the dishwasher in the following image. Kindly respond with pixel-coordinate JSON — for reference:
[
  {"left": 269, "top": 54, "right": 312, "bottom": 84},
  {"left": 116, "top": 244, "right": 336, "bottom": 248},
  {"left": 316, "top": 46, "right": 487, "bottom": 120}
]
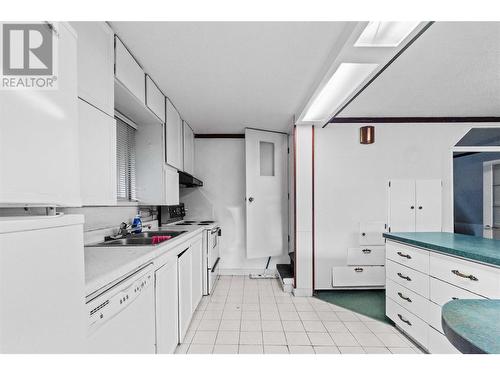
[{"left": 85, "top": 263, "right": 156, "bottom": 354}]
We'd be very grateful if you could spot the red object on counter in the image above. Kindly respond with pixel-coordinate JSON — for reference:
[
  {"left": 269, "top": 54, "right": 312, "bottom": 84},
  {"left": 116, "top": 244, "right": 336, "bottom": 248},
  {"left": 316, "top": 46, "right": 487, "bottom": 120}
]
[{"left": 152, "top": 235, "right": 172, "bottom": 245}]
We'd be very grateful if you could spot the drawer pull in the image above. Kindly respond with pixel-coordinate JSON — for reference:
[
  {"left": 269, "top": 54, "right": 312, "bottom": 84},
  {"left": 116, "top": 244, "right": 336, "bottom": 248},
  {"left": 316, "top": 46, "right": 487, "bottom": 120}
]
[
  {"left": 452, "top": 297, "right": 459, "bottom": 300},
  {"left": 451, "top": 269, "right": 479, "bottom": 281},
  {"left": 397, "top": 251, "right": 412, "bottom": 259},
  {"left": 362, "top": 249, "right": 372, "bottom": 254},
  {"left": 397, "top": 292, "right": 412, "bottom": 303},
  {"left": 354, "top": 267, "right": 364, "bottom": 272},
  {"left": 397, "top": 272, "right": 412, "bottom": 281},
  {"left": 397, "top": 314, "right": 412, "bottom": 326}
]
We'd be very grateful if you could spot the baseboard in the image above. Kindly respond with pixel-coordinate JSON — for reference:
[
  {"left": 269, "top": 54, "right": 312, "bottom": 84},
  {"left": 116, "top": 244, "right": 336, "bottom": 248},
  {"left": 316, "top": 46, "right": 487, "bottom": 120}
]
[{"left": 292, "top": 288, "right": 313, "bottom": 297}]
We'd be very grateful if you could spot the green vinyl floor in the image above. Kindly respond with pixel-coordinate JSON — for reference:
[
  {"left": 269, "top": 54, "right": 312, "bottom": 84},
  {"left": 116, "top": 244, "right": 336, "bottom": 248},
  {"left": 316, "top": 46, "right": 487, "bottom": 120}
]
[{"left": 315, "top": 289, "right": 390, "bottom": 323}]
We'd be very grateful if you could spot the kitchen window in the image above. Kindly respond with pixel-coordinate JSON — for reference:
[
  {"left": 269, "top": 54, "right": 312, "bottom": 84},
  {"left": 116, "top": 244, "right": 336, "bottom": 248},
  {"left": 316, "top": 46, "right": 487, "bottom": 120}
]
[{"left": 116, "top": 115, "right": 137, "bottom": 201}]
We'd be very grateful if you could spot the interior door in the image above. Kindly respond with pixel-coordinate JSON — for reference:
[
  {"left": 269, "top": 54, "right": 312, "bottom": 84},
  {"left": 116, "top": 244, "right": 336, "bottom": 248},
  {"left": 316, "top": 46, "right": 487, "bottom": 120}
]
[
  {"left": 388, "top": 180, "right": 416, "bottom": 232},
  {"left": 245, "top": 128, "right": 288, "bottom": 259},
  {"left": 483, "top": 161, "right": 500, "bottom": 239},
  {"left": 415, "top": 180, "right": 442, "bottom": 232}
]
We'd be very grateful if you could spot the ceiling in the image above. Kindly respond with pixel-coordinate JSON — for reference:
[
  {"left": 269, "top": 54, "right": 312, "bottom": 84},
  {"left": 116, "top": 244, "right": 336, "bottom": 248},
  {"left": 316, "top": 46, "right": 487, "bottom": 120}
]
[
  {"left": 338, "top": 22, "right": 500, "bottom": 118},
  {"left": 110, "top": 22, "right": 351, "bottom": 133}
]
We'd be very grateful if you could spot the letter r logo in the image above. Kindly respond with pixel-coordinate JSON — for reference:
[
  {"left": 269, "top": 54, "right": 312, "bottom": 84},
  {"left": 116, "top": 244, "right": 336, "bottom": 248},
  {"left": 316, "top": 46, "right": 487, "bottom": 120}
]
[{"left": 2, "top": 24, "right": 53, "bottom": 76}]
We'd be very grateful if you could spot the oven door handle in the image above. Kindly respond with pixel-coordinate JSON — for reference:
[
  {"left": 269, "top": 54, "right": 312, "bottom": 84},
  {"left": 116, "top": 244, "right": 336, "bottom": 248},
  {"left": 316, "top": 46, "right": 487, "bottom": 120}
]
[{"left": 211, "top": 257, "right": 220, "bottom": 273}]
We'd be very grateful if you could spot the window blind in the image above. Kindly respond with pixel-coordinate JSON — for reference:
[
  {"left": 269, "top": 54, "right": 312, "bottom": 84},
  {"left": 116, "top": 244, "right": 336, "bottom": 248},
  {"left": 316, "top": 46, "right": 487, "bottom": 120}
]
[{"left": 116, "top": 117, "right": 137, "bottom": 201}]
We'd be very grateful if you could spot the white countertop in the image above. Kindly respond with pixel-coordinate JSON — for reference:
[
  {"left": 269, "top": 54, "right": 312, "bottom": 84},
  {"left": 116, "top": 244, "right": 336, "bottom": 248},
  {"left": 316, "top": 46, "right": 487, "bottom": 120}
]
[{"left": 84, "top": 226, "right": 204, "bottom": 296}]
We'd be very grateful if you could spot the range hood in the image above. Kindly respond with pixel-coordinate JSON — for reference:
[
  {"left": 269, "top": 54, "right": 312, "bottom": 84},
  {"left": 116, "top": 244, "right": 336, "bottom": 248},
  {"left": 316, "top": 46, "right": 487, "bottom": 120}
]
[{"left": 178, "top": 170, "right": 203, "bottom": 187}]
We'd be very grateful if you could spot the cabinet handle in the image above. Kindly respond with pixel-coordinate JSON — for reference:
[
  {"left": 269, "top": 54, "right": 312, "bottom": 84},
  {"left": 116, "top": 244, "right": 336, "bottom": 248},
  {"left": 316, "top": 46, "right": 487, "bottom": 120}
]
[
  {"left": 418, "top": 206, "right": 423, "bottom": 210},
  {"left": 452, "top": 297, "right": 459, "bottom": 300},
  {"left": 362, "top": 249, "right": 372, "bottom": 254},
  {"left": 451, "top": 269, "right": 478, "bottom": 281},
  {"left": 397, "top": 251, "right": 412, "bottom": 259},
  {"left": 354, "top": 267, "right": 364, "bottom": 272},
  {"left": 361, "top": 232, "right": 366, "bottom": 236},
  {"left": 410, "top": 206, "right": 415, "bottom": 210},
  {"left": 397, "top": 314, "right": 412, "bottom": 326},
  {"left": 397, "top": 272, "right": 411, "bottom": 281},
  {"left": 397, "top": 292, "right": 412, "bottom": 303}
]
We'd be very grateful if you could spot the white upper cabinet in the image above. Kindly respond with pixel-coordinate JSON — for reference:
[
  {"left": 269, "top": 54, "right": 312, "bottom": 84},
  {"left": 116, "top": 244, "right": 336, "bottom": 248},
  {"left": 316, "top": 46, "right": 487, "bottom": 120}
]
[
  {"left": 183, "top": 121, "right": 195, "bottom": 175},
  {"left": 71, "top": 22, "right": 114, "bottom": 116},
  {"left": 145, "top": 75, "right": 166, "bottom": 123},
  {"left": 164, "top": 165, "right": 179, "bottom": 205},
  {"left": 165, "top": 99, "right": 183, "bottom": 170},
  {"left": 78, "top": 101, "right": 117, "bottom": 206},
  {"left": 0, "top": 22, "right": 80, "bottom": 206},
  {"left": 115, "top": 36, "right": 146, "bottom": 105}
]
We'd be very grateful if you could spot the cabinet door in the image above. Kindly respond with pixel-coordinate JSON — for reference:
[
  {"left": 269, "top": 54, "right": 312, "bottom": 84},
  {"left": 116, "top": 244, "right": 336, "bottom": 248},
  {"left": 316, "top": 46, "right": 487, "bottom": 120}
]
[
  {"left": 146, "top": 75, "right": 165, "bottom": 123},
  {"left": 78, "top": 100, "right": 117, "bottom": 205},
  {"left": 115, "top": 36, "right": 145, "bottom": 105},
  {"left": 183, "top": 121, "right": 195, "bottom": 175},
  {"left": 155, "top": 258, "right": 179, "bottom": 354},
  {"left": 388, "top": 180, "right": 416, "bottom": 232},
  {"left": 177, "top": 247, "right": 193, "bottom": 342},
  {"left": 71, "top": 22, "right": 114, "bottom": 116},
  {"left": 0, "top": 22, "right": 80, "bottom": 206},
  {"left": 415, "top": 180, "right": 442, "bottom": 232},
  {"left": 166, "top": 99, "right": 183, "bottom": 169},
  {"left": 163, "top": 165, "right": 179, "bottom": 205},
  {"left": 190, "top": 236, "right": 203, "bottom": 312}
]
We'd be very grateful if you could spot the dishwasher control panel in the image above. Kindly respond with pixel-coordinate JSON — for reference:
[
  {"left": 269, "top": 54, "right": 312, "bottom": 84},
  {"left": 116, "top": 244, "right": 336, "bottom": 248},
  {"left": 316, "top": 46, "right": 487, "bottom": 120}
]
[{"left": 86, "top": 264, "right": 153, "bottom": 332}]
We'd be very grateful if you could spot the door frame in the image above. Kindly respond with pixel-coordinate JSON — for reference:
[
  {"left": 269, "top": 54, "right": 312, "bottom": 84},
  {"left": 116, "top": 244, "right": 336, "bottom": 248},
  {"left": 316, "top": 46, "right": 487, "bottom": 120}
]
[{"left": 450, "top": 145, "right": 500, "bottom": 233}]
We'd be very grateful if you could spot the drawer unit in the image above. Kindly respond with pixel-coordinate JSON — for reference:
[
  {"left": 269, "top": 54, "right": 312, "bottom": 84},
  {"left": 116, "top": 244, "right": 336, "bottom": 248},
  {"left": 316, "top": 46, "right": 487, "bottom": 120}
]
[
  {"left": 427, "top": 325, "right": 460, "bottom": 354},
  {"left": 386, "top": 259, "right": 429, "bottom": 298},
  {"left": 347, "top": 246, "right": 385, "bottom": 266},
  {"left": 386, "top": 241, "right": 429, "bottom": 274},
  {"left": 386, "top": 279, "right": 429, "bottom": 322},
  {"left": 430, "top": 253, "right": 500, "bottom": 298},
  {"left": 331, "top": 266, "right": 385, "bottom": 287},
  {"left": 386, "top": 297, "right": 428, "bottom": 349},
  {"left": 430, "top": 277, "right": 485, "bottom": 306}
]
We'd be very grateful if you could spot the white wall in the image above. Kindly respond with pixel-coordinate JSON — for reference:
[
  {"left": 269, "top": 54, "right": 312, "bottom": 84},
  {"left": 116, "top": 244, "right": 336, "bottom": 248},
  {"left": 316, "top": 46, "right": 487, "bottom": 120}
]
[
  {"left": 180, "top": 138, "right": 289, "bottom": 274},
  {"left": 314, "top": 123, "right": 487, "bottom": 290}
]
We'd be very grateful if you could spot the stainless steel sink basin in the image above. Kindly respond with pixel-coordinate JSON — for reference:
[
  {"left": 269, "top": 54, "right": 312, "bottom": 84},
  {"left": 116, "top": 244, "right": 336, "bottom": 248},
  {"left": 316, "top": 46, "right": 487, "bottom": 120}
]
[{"left": 88, "top": 230, "right": 186, "bottom": 247}]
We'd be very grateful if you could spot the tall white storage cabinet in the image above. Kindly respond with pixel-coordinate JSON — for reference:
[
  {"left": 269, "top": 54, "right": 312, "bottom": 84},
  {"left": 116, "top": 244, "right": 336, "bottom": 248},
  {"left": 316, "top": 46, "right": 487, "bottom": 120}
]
[
  {"left": 0, "top": 215, "right": 86, "bottom": 353},
  {"left": 388, "top": 179, "right": 442, "bottom": 233},
  {"left": 0, "top": 22, "right": 80, "bottom": 206},
  {"left": 155, "top": 257, "right": 179, "bottom": 354}
]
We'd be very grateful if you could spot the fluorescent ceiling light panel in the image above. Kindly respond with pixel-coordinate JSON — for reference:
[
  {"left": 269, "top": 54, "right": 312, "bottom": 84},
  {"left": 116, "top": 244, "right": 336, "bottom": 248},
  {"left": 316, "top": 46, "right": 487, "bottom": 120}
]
[
  {"left": 303, "top": 62, "right": 378, "bottom": 122},
  {"left": 355, "top": 21, "right": 420, "bottom": 47}
]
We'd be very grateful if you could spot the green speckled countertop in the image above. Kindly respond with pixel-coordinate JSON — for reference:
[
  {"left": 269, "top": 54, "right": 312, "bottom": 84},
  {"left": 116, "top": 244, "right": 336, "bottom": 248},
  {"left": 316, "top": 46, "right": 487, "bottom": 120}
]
[
  {"left": 442, "top": 299, "right": 500, "bottom": 354},
  {"left": 383, "top": 232, "right": 500, "bottom": 267}
]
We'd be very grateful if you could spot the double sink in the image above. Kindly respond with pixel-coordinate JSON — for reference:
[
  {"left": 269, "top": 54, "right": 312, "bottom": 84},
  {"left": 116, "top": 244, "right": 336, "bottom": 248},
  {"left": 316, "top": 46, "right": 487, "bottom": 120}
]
[{"left": 89, "top": 230, "right": 186, "bottom": 247}]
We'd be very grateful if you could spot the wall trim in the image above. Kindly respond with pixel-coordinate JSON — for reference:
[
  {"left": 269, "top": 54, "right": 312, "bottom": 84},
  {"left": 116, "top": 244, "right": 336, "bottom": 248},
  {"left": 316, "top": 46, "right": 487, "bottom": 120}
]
[
  {"left": 195, "top": 134, "right": 245, "bottom": 138},
  {"left": 329, "top": 117, "right": 500, "bottom": 124}
]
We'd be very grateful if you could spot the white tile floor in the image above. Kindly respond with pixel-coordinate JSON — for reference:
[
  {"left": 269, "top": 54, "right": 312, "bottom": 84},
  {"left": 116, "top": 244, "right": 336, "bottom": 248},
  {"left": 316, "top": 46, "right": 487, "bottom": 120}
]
[{"left": 175, "top": 275, "right": 423, "bottom": 354}]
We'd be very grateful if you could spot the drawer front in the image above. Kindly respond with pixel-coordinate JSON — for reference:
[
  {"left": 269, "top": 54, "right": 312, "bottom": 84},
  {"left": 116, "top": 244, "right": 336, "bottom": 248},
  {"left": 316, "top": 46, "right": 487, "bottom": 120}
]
[
  {"left": 430, "top": 253, "right": 500, "bottom": 298},
  {"left": 430, "top": 277, "right": 485, "bottom": 306},
  {"left": 386, "top": 297, "right": 428, "bottom": 349},
  {"left": 427, "top": 325, "right": 460, "bottom": 354},
  {"left": 332, "top": 266, "right": 385, "bottom": 287},
  {"left": 386, "top": 259, "right": 429, "bottom": 298},
  {"left": 359, "top": 221, "right": 386, "bottom": 245},
  {"left": 428, "top": 301, "right": 444, "bottom": 333},
  {"left": 347, "top": 246, "right": 385, "bottom": 266},
  {"left": 386, "top": 241, "right": 430, "bottom": 274},
  {"left": 386, "top": 279, "right": 429, "bottom": 322}
]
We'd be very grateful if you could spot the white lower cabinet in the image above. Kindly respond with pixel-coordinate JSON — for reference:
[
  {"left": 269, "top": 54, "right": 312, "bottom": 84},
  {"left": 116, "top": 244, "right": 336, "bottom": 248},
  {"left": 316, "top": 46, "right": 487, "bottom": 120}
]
[
  {"left": 155, "top": 256, "right": 179, "bottom": 354},
  {"left": 385, "top": 239, "right": 500, "bottom": 354},
  {"left": 191, "top": 236, "right": 203, "bottom": 313},
  {"left": 177, "top": 246, "right": 193, "bottom": 343}
]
